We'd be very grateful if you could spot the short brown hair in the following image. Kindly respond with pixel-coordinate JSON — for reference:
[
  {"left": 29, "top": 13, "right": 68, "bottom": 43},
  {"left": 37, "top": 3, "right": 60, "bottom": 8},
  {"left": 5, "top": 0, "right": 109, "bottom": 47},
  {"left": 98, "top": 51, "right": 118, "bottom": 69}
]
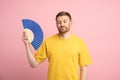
[{"left": 56, "top": 11, "right": 72, "bottom": 21}]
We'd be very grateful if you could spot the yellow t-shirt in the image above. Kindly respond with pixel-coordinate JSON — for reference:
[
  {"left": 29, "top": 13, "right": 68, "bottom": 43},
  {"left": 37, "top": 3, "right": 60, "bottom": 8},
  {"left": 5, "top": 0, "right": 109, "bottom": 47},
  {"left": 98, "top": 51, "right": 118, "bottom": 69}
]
[{"left": 34, "top": 34, "right": 92, "bottom": 80}]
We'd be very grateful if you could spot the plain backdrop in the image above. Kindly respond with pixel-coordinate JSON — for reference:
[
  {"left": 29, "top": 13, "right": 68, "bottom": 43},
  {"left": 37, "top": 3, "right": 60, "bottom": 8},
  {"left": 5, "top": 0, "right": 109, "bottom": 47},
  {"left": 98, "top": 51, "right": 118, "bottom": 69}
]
[{"left": 0, "top": 0, "right": 120, "bottom": 80}]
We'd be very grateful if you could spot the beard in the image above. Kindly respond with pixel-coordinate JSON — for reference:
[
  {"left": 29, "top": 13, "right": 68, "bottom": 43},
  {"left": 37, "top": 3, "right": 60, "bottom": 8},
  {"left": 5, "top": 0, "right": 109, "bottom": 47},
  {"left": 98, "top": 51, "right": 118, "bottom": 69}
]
[{"left": 58, "top": 26, "right": 70, "bottom": 34}]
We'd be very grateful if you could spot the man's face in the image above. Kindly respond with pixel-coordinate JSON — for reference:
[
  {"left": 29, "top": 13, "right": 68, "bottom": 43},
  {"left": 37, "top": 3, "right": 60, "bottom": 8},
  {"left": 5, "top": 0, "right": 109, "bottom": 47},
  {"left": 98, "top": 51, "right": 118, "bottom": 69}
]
[{"left": 56, "top": 15, "right": 72, "bottom": 34}]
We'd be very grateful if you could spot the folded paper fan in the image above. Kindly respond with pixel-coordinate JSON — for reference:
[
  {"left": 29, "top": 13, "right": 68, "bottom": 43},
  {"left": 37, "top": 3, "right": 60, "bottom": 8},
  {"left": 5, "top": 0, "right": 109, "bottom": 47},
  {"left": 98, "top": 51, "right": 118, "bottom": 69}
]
[{"left": 22, "top": 19, "right": 44, "bottom": 50}]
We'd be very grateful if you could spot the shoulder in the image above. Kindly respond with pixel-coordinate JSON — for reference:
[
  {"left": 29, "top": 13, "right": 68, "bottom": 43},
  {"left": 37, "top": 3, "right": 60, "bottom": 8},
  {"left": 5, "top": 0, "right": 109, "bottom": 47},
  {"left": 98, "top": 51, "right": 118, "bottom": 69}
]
[
  {"left": 71, "top": 34, "right": 87, "bottom": 46},
  {"left": 72, "top": 34, "right": 88, "bottom": 48},
  {"left": 44, "top": 34, "right": 59, "bottom": 42},
  {"left": 72, "top": 34, "right": 84, "bottom": 42}
]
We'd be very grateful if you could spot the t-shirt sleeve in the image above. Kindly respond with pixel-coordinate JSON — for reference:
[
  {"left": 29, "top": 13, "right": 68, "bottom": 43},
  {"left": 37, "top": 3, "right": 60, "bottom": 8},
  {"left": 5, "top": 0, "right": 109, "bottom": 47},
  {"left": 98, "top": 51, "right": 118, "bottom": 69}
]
[
  {"left": 78, "top": 41, "right": 92, "bottom": 66},
  {"left": 34, "top": 41, "right": 47, "bottom": 63}
]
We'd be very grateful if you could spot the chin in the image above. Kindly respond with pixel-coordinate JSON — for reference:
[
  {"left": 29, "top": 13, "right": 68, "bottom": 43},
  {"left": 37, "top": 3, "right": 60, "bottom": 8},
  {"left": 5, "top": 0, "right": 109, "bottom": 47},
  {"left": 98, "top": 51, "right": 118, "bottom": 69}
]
[{"left": 59, "top": 31, "right": 70, "bottom": 34}]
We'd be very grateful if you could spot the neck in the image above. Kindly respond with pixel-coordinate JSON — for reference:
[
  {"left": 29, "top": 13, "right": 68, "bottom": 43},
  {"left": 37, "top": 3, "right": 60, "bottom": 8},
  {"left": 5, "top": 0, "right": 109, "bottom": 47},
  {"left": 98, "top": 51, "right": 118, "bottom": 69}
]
[{"left": 59, "top": 31, "right": 72, "bottom": 39}]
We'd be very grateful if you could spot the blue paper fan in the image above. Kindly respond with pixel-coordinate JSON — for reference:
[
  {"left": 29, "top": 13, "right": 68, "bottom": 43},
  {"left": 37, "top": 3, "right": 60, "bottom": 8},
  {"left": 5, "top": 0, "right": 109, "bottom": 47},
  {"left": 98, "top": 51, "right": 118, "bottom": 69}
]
[{"left": 22, "top": 19, "right": 44, "bottom": 50}]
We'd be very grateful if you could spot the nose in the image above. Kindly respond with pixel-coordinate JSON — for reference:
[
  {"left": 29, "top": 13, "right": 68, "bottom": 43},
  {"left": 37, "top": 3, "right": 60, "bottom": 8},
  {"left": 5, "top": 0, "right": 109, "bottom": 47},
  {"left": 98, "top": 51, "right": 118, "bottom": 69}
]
[{"left": 61, "top": 22, "right": 64, "bottom": 26}]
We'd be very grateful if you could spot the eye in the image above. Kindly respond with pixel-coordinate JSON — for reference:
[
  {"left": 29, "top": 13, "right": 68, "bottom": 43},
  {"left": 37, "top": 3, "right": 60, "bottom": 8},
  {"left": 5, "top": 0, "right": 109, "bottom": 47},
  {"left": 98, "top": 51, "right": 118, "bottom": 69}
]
[
  {"left": 57, "top": 21, "right": 61, "bottom": 24},
  {"left": 64, "top": 20, "right": 67, "bottom": 23}
]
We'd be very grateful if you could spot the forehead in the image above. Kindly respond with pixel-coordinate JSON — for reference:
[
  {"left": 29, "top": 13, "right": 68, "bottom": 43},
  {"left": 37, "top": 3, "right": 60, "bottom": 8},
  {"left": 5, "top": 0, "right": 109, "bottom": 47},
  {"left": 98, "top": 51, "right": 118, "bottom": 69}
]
[{"left": 56, "top": 15, "right": 70, "bottom": 21}]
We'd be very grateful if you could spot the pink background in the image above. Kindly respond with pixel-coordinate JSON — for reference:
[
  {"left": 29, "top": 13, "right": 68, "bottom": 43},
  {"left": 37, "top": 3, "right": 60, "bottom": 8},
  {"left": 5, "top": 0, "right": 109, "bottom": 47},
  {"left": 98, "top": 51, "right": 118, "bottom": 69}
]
[{"left": 1, "top": 0, "right": 120, "bottom": 80}]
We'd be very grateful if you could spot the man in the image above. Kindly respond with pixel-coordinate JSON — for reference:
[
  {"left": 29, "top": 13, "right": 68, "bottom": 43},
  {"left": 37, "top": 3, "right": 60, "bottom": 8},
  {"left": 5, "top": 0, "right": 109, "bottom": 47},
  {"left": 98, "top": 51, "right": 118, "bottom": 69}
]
[{"left": 22, "top": 11, "right": 92, "bottom": 80}]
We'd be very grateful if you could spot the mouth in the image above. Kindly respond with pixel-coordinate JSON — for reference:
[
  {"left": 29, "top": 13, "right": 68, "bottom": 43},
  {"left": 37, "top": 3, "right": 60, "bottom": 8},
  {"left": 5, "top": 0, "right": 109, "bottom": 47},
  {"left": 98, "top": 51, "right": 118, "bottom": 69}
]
[
  {"left": 60, "top": 27, "right": 66, "bottom": 30},
  {"left": 59, "top": 27, "right": 67, "bottom": 33}
]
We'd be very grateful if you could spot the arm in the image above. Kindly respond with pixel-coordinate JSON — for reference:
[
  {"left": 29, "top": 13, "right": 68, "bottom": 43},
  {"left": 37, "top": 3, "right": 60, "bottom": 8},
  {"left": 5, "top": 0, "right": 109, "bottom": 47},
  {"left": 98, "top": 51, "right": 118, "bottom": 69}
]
[
  {"left": 22, "top": 31, "right": 39, "bottom": 68},
  {"left": 80, "top": 66, "right": 87, "bottom": 80}
]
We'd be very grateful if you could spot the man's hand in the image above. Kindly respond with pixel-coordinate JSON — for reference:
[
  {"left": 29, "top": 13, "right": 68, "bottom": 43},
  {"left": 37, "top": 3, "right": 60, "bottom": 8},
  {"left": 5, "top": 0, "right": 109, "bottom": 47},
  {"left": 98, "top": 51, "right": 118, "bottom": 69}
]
[
  {"left": 22, "top": 31, "right": 39, "bottom": 68},
  {"left": 22, "top": 31, "right": 29, "bottom": 44},
  {"left": 80, "top": 66, "right": 87, "bottom": 80}
]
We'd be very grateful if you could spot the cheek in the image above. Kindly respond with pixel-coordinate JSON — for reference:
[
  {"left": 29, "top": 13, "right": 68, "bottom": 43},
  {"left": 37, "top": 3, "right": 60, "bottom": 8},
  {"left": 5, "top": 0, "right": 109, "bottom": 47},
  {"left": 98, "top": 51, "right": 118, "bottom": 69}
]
[
  {"left": 57, "top": 24, "right": 61, "bottom": 28},
  {"left": 66, "top": 23, "right": 70, "bottom": 27}
]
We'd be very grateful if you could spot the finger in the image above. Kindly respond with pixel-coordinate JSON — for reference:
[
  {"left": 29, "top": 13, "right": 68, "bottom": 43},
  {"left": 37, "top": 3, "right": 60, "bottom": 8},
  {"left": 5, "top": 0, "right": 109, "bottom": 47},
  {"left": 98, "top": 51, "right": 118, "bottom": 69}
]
[
  {"left": 23, "top": 30, "right": 28, "bottom": 35},
  {"left": 22, "top": 34, "right": 28, "bottom": 40},
  {"left": 22, "top": 37, "right": 28, "bottom": 41}
]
